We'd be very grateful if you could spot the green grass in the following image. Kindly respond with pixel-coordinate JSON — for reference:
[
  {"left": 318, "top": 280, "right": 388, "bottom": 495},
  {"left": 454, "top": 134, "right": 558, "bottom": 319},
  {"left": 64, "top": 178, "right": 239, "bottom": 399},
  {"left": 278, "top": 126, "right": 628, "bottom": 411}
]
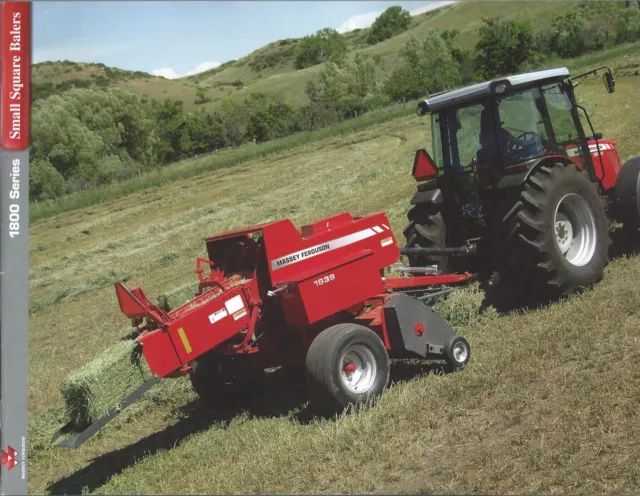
[{"left": 26, "top": 47, "right": 640, "bottom": 494}]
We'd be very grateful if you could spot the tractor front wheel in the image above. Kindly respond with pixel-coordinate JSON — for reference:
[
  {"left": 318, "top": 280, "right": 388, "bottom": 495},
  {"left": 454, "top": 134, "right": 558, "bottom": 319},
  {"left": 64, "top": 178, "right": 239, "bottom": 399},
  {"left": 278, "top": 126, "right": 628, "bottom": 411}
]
[
  {"left": 504, "top": 163, "right": 610, "bottom": 299},
  {"left": 305, "top": 324, "right": 390, "bottom": 416}
]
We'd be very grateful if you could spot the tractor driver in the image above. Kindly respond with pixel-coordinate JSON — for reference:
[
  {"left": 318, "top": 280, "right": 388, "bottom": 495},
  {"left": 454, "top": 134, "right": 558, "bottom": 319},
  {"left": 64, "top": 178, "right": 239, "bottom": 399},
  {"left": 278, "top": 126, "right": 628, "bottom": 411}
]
[{"left": 477, "top": 104, "right": 535, "bottom": 168}]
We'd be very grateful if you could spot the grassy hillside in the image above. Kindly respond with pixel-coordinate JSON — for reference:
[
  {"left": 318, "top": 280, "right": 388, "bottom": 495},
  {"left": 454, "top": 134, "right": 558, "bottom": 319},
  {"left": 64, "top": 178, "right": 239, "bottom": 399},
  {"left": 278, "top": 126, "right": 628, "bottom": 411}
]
[
  {"left": 32, "top": 61, "right": 204, "bottom": 110},
  {"left": 27, "top": 39, "right": 640, "bottom": 493},
  {"left": 33, "top": 2, "right": 580, "bottom": 112}
]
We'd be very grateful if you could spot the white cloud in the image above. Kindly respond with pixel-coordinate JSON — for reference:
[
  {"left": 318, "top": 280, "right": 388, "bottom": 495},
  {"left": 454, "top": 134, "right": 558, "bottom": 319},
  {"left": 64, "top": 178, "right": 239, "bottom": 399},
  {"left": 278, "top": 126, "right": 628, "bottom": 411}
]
[
  {"left": 337, "top": 11, "right": 382, "bottom": 34},
  {"left": 336, "top": 2, "right": 457, "bottom": 34},
  {"left": 409, "top": 1, "right": 457, "bottom": 16},
  {"left": 152, "top": 61, "right": 222, "bottom": 80}
]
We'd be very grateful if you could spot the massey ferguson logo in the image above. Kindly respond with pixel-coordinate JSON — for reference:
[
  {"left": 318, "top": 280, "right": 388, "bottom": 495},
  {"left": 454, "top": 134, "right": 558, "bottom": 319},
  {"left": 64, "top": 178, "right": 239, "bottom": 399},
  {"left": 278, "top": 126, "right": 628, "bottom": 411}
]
[{"left": 1, "top": 445, "right": 19, "bottom": 471}]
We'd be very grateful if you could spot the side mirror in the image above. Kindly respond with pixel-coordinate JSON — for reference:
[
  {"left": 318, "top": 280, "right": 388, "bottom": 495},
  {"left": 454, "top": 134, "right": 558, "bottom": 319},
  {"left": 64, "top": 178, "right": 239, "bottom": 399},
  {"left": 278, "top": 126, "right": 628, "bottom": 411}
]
[{"left": 603, "top": 71, "right": 615, "bottom": 94}]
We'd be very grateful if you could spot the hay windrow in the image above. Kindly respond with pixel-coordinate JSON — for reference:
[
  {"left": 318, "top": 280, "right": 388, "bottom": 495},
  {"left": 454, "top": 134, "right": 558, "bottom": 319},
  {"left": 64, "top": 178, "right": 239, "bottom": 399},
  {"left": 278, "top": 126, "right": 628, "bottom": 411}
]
[
  {"left": 60, "top": 339, "right": 152, "bottom": 428},
  {"left": 432, "top": 282, "right": 498, "bottom": 329}
]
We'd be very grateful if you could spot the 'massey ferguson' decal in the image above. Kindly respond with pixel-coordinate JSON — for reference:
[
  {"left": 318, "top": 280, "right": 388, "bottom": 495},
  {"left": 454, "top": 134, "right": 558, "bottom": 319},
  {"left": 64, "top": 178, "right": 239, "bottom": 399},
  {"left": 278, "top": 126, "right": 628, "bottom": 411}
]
[
  {"left": 567, "top": 143, "right": 615, "bottom": 158},
  {"left": 271, "top": 226, "right": 391, "bottom": 270}
]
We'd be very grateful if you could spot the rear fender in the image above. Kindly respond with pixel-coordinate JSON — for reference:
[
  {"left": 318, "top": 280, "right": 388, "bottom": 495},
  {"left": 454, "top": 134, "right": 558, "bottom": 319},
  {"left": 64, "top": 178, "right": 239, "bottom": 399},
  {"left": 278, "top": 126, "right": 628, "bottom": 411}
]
[
  {"left": 410, "top": 188, "right": 443, "bottom": 206},
  {"left": 494, "top": 156, "right": 578, "bottom": 190}
]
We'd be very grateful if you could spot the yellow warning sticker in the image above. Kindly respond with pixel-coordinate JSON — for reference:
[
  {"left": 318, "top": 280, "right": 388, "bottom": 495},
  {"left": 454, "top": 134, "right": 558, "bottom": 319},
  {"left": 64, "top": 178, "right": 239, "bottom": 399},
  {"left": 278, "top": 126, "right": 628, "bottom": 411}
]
[
  {"left": 177, "top": 327, "right": 192, "bottom": 354},
  {"left": 232, "top": 308, "right": 248, "bottom": 321},
  {"left": 381, "top": 237, "right": 393, "bottom": 247}
]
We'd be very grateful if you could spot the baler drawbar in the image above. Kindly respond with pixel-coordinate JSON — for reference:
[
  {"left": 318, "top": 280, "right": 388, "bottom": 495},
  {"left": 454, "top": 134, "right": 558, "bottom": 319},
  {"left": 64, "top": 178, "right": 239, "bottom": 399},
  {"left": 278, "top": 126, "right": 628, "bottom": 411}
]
[{"left": 53, "top": 211, "right": 472, "bottom": 448}]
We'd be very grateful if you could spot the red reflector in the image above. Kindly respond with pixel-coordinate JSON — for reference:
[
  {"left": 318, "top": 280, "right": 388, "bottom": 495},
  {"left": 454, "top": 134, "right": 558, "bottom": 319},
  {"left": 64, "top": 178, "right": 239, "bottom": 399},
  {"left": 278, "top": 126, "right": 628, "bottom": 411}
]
[{"left": 413, "top": 149, "right": 439, "bottom": 181}]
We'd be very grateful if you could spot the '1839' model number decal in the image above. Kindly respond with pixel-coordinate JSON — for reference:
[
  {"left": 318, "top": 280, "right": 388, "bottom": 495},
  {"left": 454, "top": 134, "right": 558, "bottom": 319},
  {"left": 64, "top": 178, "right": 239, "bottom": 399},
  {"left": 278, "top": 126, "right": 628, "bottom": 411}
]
[{"left": 313, "top": 274, "right": 335, "bottom": 286}]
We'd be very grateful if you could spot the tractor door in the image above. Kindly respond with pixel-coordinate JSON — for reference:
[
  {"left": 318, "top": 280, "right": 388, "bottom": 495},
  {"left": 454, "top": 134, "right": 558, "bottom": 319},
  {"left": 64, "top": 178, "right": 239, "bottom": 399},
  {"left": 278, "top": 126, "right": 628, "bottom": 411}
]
[{"left": 540, "top": 82, "right": 593, "bottom": 174}]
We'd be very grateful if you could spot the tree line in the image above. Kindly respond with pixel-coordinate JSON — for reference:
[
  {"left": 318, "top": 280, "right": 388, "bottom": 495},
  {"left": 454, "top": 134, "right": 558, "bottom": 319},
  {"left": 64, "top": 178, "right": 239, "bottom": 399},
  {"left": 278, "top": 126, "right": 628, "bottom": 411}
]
[{"left": 31, "top": 1, "right": 640, "bottom": 202}]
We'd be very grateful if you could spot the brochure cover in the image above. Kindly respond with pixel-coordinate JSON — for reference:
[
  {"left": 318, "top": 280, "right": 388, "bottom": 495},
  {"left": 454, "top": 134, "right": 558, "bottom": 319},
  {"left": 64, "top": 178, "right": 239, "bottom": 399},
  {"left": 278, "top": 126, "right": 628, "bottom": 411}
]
[{"left": 0, "top": 1, "right": 30, "bottom": 495}]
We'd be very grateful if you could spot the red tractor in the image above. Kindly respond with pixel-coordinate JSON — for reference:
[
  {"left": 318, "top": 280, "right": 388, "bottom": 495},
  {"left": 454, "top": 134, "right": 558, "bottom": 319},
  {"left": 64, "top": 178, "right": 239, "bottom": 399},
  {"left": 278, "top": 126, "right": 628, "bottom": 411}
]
[{"left": 403, "top": 66, "right": 640, "bottom": 305}]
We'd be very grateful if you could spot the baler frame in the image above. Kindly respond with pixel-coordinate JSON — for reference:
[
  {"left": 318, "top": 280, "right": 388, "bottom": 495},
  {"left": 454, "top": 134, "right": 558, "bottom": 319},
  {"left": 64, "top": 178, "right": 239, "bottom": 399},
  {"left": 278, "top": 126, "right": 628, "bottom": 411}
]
[{"left": 53, "top": 211, "right": 473, "bottom": 448}]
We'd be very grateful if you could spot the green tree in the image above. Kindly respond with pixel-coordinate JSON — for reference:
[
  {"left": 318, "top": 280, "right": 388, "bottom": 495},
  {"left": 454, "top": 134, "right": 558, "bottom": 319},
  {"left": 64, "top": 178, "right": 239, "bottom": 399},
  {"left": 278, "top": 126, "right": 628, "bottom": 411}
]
[
  {"left": 194, "top": 88, "right": 211, "bottom": 104},
  {"left": 440, "top": 29, "right": 476, "bottom": 84},
  {"left": 475, "top": 17, "right": 536, "bottom": 78},
  {"left": 552, "top": 11, "right": 590, "bottom": 58},
  {"left": 217, "top": 100, "right": 249, "bottom": 147},
  {"left": 151, "top": 99, "right": 190, "bottom": 162},
  {"left": 367, "top": 6, "right": 412, "bottom": 44},
  {"left": 616, "top": 1, "right": 640, "bottom": 43},
  {"left": 306, "top": 53, "right": 389, "bottom": 118},
  {"left": 294, "top": 28, "right": 347, "bottom": 70},
  {"left": 29, "top": 158, "right": 66, "bottom": 201},
  {"left": 244, "top": 93, "right": 299, "bottom": 143},
  {"left": 183, "top": 109, "right": 227, "bottom": 154},
  {"left": 385, "top": 32, "right": 460, "bottom": 102}
]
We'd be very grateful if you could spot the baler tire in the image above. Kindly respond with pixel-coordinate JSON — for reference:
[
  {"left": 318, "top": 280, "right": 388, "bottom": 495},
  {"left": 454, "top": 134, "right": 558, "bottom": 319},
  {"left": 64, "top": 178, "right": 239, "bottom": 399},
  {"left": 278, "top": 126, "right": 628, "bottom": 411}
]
[
  {"left": 189, "top": 353, "right": 265, "bottom": 409},
  {"left": 614, "top": 156, "right": 640, "bottom": 232},
  {"left": 503, "top": 163, "right": 610, "bottom": 299},
  {"left": 403, "top": 205, "right": 450, "bottom": 274},
  {"left": 443, "top": 336, "right": 470, "bottom": 370},
  {"left": 305, "top": 323, "right": 390, "bottom": 417}
]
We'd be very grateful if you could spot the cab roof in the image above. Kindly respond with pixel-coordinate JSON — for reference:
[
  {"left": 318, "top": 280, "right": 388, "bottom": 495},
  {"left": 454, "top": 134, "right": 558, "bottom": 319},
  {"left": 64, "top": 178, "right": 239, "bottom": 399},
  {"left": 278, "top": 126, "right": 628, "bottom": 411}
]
[{"left": 417, "top": 67, "right": 570, "bottom": 115}]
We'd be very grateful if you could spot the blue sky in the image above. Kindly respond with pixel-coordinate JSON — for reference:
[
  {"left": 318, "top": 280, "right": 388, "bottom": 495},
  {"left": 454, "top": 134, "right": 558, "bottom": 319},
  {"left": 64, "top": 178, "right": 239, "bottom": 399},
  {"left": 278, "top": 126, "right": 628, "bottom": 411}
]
[{"left": 33, "top": 1, "right": 453, "bottom": 78}]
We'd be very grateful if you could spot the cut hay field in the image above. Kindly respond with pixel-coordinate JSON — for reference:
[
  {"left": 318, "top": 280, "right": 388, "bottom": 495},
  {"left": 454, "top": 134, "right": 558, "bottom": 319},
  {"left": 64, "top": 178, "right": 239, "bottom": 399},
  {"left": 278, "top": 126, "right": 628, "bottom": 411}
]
[{"left": 28, "top": 70, "right": 640, "bottom": 494}]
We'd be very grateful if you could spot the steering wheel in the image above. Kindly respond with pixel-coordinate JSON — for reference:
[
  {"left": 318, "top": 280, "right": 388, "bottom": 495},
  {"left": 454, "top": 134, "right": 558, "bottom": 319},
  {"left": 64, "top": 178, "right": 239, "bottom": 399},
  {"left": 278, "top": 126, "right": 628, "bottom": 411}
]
[
  {"left": 506, "top": 131, "right": 541, "bottom": 156},
  {"left": 516, "top": 131, "right": 538, "bottom": 142}
]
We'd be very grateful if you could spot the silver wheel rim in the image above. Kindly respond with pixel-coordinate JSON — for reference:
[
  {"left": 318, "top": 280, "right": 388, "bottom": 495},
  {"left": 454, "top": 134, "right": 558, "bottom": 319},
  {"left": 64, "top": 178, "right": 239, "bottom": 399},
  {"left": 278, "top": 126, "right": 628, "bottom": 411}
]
[
  {"left": 452, "top": 341, "right": 468, "bottom": 363},
  {"left": 554, "top": 193, "right": 597, "bottom": 267},
  {"left": 340, "top": 344, "right": 377, "bottom": 394}
]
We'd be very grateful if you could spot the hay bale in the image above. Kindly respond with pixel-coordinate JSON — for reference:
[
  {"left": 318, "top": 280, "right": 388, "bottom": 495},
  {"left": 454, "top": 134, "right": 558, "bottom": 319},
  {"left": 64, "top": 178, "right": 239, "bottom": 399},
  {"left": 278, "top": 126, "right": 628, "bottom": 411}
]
[{"left": 60, "top": 339, "right": 151, "bottom": 427}]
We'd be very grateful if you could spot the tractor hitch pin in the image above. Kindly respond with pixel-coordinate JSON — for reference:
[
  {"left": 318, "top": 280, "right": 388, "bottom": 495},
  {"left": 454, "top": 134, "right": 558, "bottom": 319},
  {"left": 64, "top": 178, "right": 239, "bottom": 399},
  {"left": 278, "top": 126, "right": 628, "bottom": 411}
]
[{"left": 267, "top": 286, "right": 288, "bottom": 297}]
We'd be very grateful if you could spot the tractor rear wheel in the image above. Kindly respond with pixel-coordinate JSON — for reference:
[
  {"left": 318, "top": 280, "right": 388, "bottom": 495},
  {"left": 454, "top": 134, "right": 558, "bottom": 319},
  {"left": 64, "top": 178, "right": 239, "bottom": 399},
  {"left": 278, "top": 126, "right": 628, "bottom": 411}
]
[
  {"left": 503, "top": 163, "right": 610, "bottom": 299},
  {"left": 403, "top": 204, "right": 450, "bottom": 273},
  {"left": 614, "top": 157, "right": 640, "bottom": 233},
  {"left": 305, "top": 324, "right": 390, "bottom": 416},
  {"left": 189, "top": 352, "right": 265, "bottom": 409}
]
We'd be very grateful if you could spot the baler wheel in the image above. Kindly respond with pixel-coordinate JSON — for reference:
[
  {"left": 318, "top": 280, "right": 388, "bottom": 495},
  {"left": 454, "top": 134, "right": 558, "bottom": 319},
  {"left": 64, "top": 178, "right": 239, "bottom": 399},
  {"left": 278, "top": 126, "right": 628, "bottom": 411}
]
[
  {"left": 443, "top": 336, "right": 470, "bottom": 370},
  {"left": 305, "top": 323, "right": 390, "bottom": 416},
  {"left": 189, "top": 352, "right": 265, "bottom": 409}
]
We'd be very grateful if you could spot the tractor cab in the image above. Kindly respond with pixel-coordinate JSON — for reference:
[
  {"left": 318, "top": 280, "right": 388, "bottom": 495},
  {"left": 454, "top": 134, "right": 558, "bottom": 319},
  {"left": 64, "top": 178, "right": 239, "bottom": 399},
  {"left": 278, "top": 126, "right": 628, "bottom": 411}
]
[
  {"left": 403, "top": 65, "right": 640, "bottom": 306},
  {"left": 413, "top": 67, "right": 617, "bottom": 190}
]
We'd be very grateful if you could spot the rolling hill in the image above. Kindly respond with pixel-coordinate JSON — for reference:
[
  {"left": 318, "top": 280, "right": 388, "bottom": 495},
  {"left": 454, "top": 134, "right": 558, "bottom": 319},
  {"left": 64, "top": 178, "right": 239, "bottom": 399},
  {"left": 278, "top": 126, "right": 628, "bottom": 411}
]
[{"left": 32, "top": 1, "right": 580, "bottom": 112}]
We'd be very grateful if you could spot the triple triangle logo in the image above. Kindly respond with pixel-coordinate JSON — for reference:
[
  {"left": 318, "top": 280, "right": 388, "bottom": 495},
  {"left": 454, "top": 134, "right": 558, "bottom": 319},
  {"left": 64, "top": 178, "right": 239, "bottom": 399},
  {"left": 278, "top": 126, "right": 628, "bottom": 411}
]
[{"left": 1, "top": 445, "right": 19, "bottom": 471}]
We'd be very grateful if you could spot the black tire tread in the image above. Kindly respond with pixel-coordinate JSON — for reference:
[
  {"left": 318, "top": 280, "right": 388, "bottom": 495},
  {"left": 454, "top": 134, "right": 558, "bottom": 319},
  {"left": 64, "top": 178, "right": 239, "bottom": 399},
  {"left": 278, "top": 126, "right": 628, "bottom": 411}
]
[
  {"left": 403, "top": 204, "right": 449, "bottom": 272},
  {"left": 614, "top": 156, "right": 640, "bottom": 229},
  {"left": 503, "top": 162, "right": 610, "bottom": 298}
]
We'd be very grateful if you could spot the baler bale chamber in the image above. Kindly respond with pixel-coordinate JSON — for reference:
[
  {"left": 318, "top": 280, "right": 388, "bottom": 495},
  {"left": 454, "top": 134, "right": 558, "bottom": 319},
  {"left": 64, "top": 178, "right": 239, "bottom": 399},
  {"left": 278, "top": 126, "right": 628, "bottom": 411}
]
[{"left": 53, "top": 211, "right": 472, "bottom": 447}]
